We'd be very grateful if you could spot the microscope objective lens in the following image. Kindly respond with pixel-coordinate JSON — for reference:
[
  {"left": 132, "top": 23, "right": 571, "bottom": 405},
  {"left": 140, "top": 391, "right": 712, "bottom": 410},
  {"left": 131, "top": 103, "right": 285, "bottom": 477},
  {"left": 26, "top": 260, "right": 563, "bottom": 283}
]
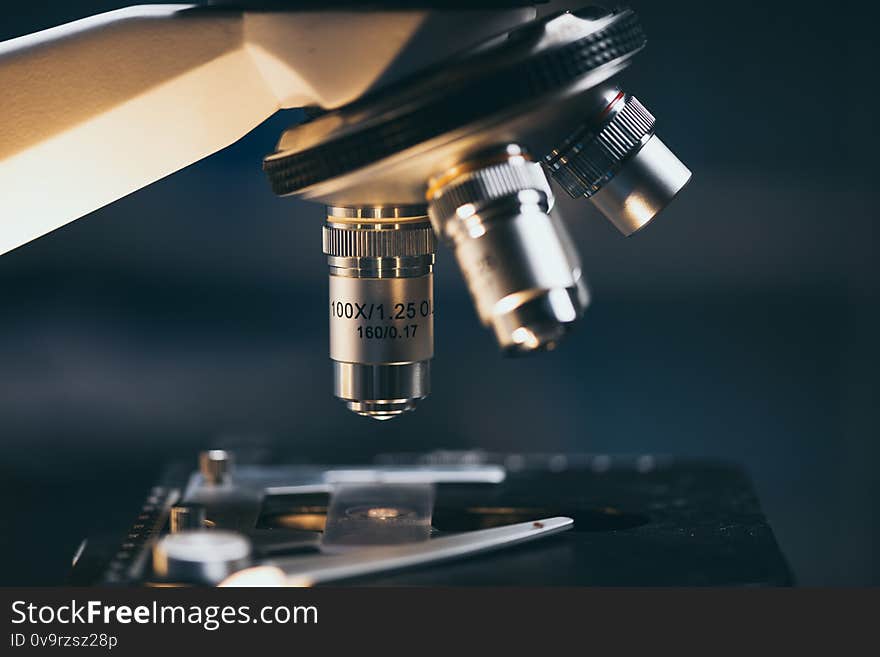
[{"left": 323, "top": 206, "right": 436, "bottom": 420}]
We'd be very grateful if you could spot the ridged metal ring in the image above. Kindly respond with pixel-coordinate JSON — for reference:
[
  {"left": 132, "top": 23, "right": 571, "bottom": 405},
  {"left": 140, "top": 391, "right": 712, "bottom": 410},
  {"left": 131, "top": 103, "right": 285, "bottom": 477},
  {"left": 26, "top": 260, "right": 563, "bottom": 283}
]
[
  {"left": 428, "top": 160, "right": 554, "bottom": 229},
  {"left": 323, "top": 223, "right": 436, "bottom": 259},
  {"left": 264, "top": 9, "right": 646, "bottom": 196},
  {"left": 544, "top": 94, "right": 656, "bottom": 198}
]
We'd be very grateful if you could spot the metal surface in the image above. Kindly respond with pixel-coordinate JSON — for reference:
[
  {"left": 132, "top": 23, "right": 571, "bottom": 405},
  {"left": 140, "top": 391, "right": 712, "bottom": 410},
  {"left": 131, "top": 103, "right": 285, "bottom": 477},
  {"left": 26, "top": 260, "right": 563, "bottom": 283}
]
[
  {"left": 181, "top": 453, "right": 506, "bottom": 533},
  {"left": 428, "top": 146, "right": 587, "bottom": 352},
  {"left": 324, "top": 206, "right": 435, "bottom": 419},
  {"left": 221, "top": 516, "right": 573, "bottom": 587},
  {"left": 169, "top": 503, "right": 207, "bottom": 533},
  {"left": 588, "top": 135, "right": 693, "bottom": 235},
  {"left": 199, "top": 449, "right": 233, "bottom": 485},
  {"left": 544, "top": 90, "right": 692, "bottom": 235},
  {"left": 264, "top": 9, "right": 646, "bottom": 203},
  {"left": 544, "top": 90, "right": 655, "bottom": 200},
  {"left": 153, "top": 530, "right": 252, "bottom": 585},
  {"left": 333, "top": 361, "right": 430, "bottom": 419},
  {"left": 68, "top": 451, "right": 792, "bottom": 587}
]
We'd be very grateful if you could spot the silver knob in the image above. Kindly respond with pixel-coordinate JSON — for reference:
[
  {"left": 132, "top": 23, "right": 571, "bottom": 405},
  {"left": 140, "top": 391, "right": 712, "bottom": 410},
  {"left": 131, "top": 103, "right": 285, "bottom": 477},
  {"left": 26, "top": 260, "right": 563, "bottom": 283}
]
[
  {"left": 152, "top": 530, "right": 251, "bottom": 585},
  {"left": 199, "top": 449, "right": 233, "bottom": 485}
]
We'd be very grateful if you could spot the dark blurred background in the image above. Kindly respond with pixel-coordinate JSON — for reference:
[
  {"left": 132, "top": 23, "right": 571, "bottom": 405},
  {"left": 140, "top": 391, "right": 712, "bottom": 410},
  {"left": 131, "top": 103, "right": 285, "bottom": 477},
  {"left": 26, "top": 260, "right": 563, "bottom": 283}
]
[{"left": 0, "top": 0, "right": 877, "bottom": 585}]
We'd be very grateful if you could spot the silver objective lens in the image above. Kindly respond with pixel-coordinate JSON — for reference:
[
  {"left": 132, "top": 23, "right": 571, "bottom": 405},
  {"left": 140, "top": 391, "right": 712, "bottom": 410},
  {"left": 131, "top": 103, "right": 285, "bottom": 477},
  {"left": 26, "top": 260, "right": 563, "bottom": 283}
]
[
  {"left": 324, "top": 206, "right": 435, "bottom": 420},
  {"left": 544, "top": 89, "right": 692, "bottom": 235},
  {"left": 427, "top": 146, "right": 588, "bottom": 354}
]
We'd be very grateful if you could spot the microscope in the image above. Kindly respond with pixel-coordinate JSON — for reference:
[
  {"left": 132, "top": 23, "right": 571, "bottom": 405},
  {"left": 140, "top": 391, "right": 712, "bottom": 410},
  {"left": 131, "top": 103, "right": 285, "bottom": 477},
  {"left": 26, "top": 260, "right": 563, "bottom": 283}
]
[
  {"left": 2, "top": 3, "right": 791, "bottom": 585},
  {"left": 2, "top": 1, "right": 690, "bottom": 418}
]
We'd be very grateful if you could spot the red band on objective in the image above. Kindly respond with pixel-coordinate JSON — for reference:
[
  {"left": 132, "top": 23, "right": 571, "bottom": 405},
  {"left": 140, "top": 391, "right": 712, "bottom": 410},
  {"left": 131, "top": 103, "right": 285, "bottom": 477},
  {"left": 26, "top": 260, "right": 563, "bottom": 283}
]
[{"left": 599, "top": 90, "right": 626, "bottom": 120}]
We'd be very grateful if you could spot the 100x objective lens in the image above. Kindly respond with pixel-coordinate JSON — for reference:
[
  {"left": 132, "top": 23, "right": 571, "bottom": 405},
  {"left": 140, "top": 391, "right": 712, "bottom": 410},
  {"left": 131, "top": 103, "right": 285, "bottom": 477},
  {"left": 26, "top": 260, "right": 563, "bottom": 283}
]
[{"left": 323, "top": 206, "right": 436, "bottom": 420}]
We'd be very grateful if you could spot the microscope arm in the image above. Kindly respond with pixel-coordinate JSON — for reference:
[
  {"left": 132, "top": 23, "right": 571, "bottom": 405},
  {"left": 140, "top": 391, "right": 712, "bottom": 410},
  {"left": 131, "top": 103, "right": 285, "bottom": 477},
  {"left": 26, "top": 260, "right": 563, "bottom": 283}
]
[{"left": 0, "top": 4, "right": 534, "bottom": 256}]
